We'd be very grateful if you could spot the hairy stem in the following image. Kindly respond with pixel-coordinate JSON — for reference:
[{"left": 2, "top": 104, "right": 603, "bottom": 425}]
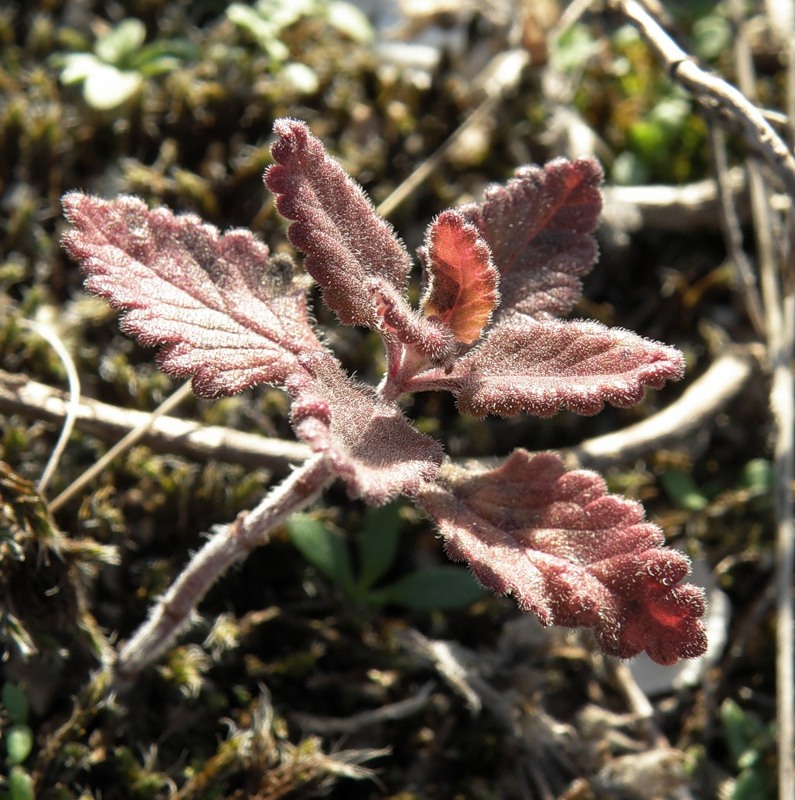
[{"left": 114, "top": 453, "right": 334, "bottom": 686}]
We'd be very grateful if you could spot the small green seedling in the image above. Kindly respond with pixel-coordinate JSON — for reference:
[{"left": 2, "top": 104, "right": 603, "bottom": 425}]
[
  {"left": 0, "top": 683, "right": 35, "bottom": 800},
  {"left": 227, "top": 0, "right": 372, "bottom": 65},
  {"left": 56, "top": 18, "right": 197, "bottom": 110},
  {"left": 286, "top": 504, "right": 487, "bottom": 612},
  {"left": 660, "top": 468, "right": 709, "bottom": 512},
  {"left": 720, "top": 698, "right": 776, "bottom": 800},
  {"left": 661, "top": 458, "right": 775, "bottom": 514}
]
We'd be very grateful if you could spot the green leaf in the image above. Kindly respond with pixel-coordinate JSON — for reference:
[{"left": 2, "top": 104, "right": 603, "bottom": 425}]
[
  {"left": 692, "top": 14, "right": 732, "bottom": 61},
  {"left": 5, "top": 724, "right": 33, "bottom": 767},
  {"left": 58, "top": 53, "right": 102, "bottom": 84},
  {"left": 8, "top": 766, "right": 34, "bottom": 800},
  {"left": 660, "top": 468, "right": 708, "bottom": 511},
  {"left": 279, "top": 63, "right": 320, "bottom": 95},
  {"left": 628, "top": 119, "right": 667, "bottom": 159},
  {"left": 95, "top": 19, "right": 147, "bottom": 65},
  {"left": 129, "top": 39, "right": 199, "bottom": 75},
  {"left": 377, "top": 567, "right": 486, "bottom": 611},
  {"left": 327, "top": 2, "right": 374, "bottom": 43},
  {"left": 355, "top": 502, "right": 402, "bottom": 590},
  {"left": 1, "top": 684, "right": 29, "bottom": 724},
  {"left": 551, "top": 23, "right": 600, "bottom": 73},
  {"left": 226, "top": 4, "right": 289, "bottom": 61},
  {"left": 286, "top": 514, "right": 355, "bottom": 593},
  {"left": 611, "top": 151, "right": 650, "bottom": 186},
  {"left": 740, "top": 459, "right": 774, "bottom": 497},
  {"left": 731, "top": 765, "right": 775, "bottom": 800},
  {"left": 720, "top": 699, "right": 768, "bottom": 766},
  {"left": 650, "top": 96, "right": 691, "bottom": 134},
  {"left": 82, "top": 64, "right": 142, "bottom": 109}
]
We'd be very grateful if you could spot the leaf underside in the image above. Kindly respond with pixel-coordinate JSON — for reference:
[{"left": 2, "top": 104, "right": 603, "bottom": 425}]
[
  {"left": 62, "top": 192, "right": 442, "bottom": 502},
  {"left": 420, "top": 210, "right": 499, "bottom": 345},
  {"left": 289, "top": 353, "right": 443, "bottom": 504},
  {"left": 266, "top": 118, "right": 412, "bottom": 329},
  {"left": 266, "top": 118, "right": 455, "bottom": 363},
  {"left": 419, "top": 451, "right": 707, "bottom": 665}
]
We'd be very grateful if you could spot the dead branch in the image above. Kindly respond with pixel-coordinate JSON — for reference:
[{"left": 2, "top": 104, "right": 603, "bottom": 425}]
[
  {"left": 0, "top": 369, "right": 311, "bottom": 475},
  {"left": 0, "top": 345, "right": 761, "bottom": 484},
  {"left": 601, "top": 168, "right": 750, "bottom": 234},
  {"left": 566, "top": 346, "right": 762, "bottom": 470},
  {"left": 610, "top": 0, "right": 795, "bottom": 202}
]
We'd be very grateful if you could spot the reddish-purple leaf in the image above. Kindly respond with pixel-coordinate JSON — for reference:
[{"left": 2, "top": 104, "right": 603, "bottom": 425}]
[
  {"left": 266, "top": 118, "right": 454, "bottom": 363},
  {"left": 451, "top": 318, "right": 685, "bottom": 418},
  {"left": 62, "top": 192, "right": 324, "bottom": 398},
  {"left": 62, "top": 124, "right": 705, "bottom": 666},
  {"left": 420, "top": 210, "right": 499, "bottom": 344},
  {"left": 266, "top": 118, "right": 411, "bottom": 307},
  {"left": 461, "top": 158, "right": 602, "bottom": 319},
  {"left": 287, "top": 352, "right": 444, "bottom": 504},
  {"left": 371, "top": 288, "right": 457, "bottom": 365},
  {"left": 418, "top": 450, "right": 707, "bottom": 664}
]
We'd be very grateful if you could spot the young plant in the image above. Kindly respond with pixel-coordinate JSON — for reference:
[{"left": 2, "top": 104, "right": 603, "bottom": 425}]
[
  {"left": 0, "top": 683, "right": 35, "bottom": 800},
  {"left": 720, "top": 698, "right": 777, "bottom": 800},
  {"left": 61, "top": 118, "right": 707, "bottom": 679},
  {"left": 56, "top": 18, "right": 196, "bottom": 111},
  {"left": 286, "top": 504, "right": 487, "bottom": 611},
  {"left": 227, "top": 0, "right": 372, "bottom": 66}
]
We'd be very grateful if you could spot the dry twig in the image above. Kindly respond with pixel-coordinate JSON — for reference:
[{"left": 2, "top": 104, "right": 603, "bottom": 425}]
[
  {"left": 0, "top": 346, "right": 759, "bottom": 480},
  {"left": 612, "top": 0, "right": 795, "bottom": 794},
  {"left": 290, "top": 682, "right": 435, "bottom": 735},
  {"left": 0, "top": 369, "right": 311, "bottom": 476},
  {"left": 707, "top": 125, "right": 766, "bottom": 337},
  {"left": 601, "top": 168, "right": 751, "bottom": 234},
  {"left": 725, "top": 3, "right": 795, "bottom": 797},
  {"left": 566, "top": 347, "right": 760, "bottom": 468},
  {"left": 48, "top": 380, "right": 195, "bottom": 512},
  {"left": 609, "top": 0, "right": 795, "bottom": 200},
  {"left": 18, "top": 320, "right": 81, "bottom": 495}
]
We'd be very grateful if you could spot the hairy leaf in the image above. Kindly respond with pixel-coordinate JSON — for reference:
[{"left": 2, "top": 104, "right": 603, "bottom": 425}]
[
  {"left": 420, "top": 210, "right": 499, "bottom": 344},
  {"left": 62, "top": 120, "right": 705, "bottom": 668},
  {"left": 418, "top": 451, "right": 707, "bottom": 664},
  {"left": 452, "top": 318, "right": 685, "bottom": 418},
  {"left": 266, "top": 118, "right": 455, "bottom": 363},
  {"left": 266, "top": 119, "right": 410, "bottom": 323},
  {"left": 62, "top": 193, "right": 324, "bottom": 398},
  {"left": 265, "top": 119, "right": 411, "bottom": 320},
  {"left": 461, "top": 158, "right": 602, "bottom": 319},
  {"left": 288, "top": 353, "right": 444, "bottom": 504},
  {"left": 63, "top": 192, "right": 440, "bottom": 502}
]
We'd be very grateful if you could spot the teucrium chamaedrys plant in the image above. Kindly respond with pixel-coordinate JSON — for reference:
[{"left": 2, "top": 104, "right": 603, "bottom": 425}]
[{"left": 62, "top": 118, "right": 707, "bottom": 675}]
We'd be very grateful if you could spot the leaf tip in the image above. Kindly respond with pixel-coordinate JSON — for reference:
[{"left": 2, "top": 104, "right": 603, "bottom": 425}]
[{"left": 269, "top": 117, "right": 313, "bottom": 166}]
